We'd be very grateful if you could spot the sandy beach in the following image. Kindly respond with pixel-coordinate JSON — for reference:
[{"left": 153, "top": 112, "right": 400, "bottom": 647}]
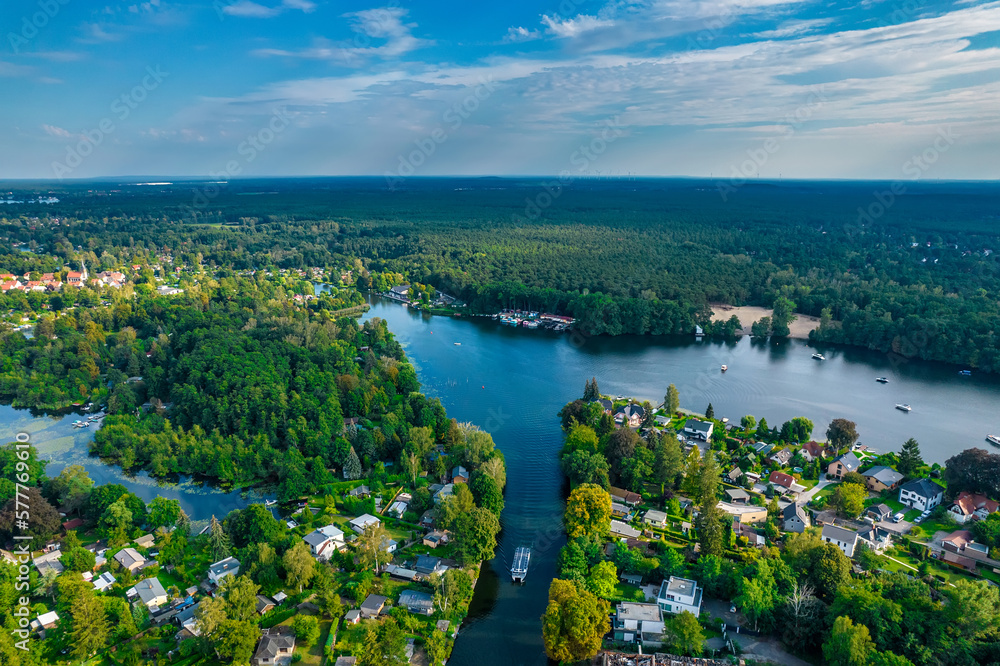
[{"left": 710, "top": 304, "right": 821, "bottom": 340}]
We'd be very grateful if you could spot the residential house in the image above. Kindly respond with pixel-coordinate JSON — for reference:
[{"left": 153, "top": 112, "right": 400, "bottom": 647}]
[
  {"left": 360, "top": 594, "right": 388, "bottom": 619},
  {"left": 657, "top": 577, "right": 703, "bottom": 616},
  {"left": 256, "top": 595, "right": 276, "bottom": 615},
  {"left": 114, "top": 547, "right": 146, "bottom": 573},
  {"left": 940, "top": 530, "right": 1000, "bottom": 569},
  {"left": 726, "top": 467, "right": 744, "bottom": 483},
  {"left": 414, "top": 555, "right": 447, "bottom": 577},
  {"left": 592, "top": 398, "right": 613, "bottom": 413},
  {"left": 349, "top": 514, "right": 381, "bottom": 534},
  {"left": 134, "top": 534, "right": 156, "bottom": 549},
  {"left": 716, "top": 502, "right": 768, "bottom": 524},
  {"left": 610, "top": 520, "right": 641, "bottom": 539},
  {"left": 347, "top": 485, "right": 371, "bottom": 499},
  {"left": 858, "top": 526, "right": 893, "bottom": 552},
  {"left": 422, "top": 530, "right": 449, "bottom": 549},
  {"left": 385, "top": 284, "right": 411, "bottom": 302},
  {"left": 92, "top": 572, "right": 116, "bottom": 592},
  {"left": 822, "top": 524, "right": 859, "bottom": 558},
  {"left": 949, "top": 492, "right": 1000, "bottom": 524},
  {"left": 898, "top": 478, "right": 945, "bottom": 512},
  {"left": 683, "top": 419, "right": 714, "bottom": 441},
  {"left": 800, "top": 441, "right": 826, "bottom": 462},
  {"left": 643, "top": 510, "right": 668, "bottom": 527},
  {"left": 130, "top": 577, "right": 168, "bottom": 610},
  {"left": 208, "top": 556, "right": 241, "bottom": 584},
  {"left": 865, "top": 504, "right": 894, "bottom": 523},
  {"left": 781, "top": 503, "right": 810, "bottom": 533},
  {"left": 610, "top": 487, "right": 642, "bottom": 506},
  {"left": 344, "top": 609, "right": 361, "bottom": 625},
  {"left": 62, "top": 517, "right": 85, "bottom": 532},
  {"left": 384, "top": 564, "right": 419, "bottom": 581},
  {"left": 862, "top": 466, "right": 905, "bottom": 492},
  {"left": 828, "top": 453, "right": 861, "bottom": 479},
  {"left": 613, "top": 602, "right": 665, "bottom": 647},
  {"left": 303, "top": 525, "right": 345, "bottom": 562},
  {"left": 725, "top": 488, "right": 750, "bottom": 504},
  {"left": 174, "top": 603, "right": 201, "bottom": 640},
  {"left": 30, "top": 611, "right": 59, "bottom": 638},
  {"left": 611, "top": 500, "right": 630, "bottom": 518},
  {"left": 753, "top": 442, "right": 775, "bottom": 457},
  {"left": 615, "top": 403, "right": 646, "bottom": 428},
  {"left": 433, "top": 483, "right": 455, "bottom": 504},
  {"left": 251, "top": 627, "right": 296, "bottom": 666},
  {"left": 768, "top": 471, "right": 797, "bottom": 493},
  {"left": 769, "top": 448, "right": 793, "bottom": 468},
  {"left": 399, "top": 590, "right": 435, "bottom": 615},
  {"left": 451, "top": 466, "right": 470, "bottom": 484},
  {"left": 381, "top": 537, "right": 398, "bottom": 555},
  {"left": 735, "top": 521, "right": 766, "bottom": 547},
  {"left": 387, "top": 499, "right": 409, "bottom": 518},
  {"left": 32, "top": 550, "right": 64, "bottom": 576},
  {"left": 335, "top": 657, "right": 358, "bottom": 666}
]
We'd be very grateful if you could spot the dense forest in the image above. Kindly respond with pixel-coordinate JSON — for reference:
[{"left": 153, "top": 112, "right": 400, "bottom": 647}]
[{"left": 2, "top": 177, "right": 998, "bottom": 370}]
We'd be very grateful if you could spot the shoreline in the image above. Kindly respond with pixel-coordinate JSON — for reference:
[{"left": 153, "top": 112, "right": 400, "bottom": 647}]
[{"left": 709, "top": 304, "right": 821, "bottom": 340}]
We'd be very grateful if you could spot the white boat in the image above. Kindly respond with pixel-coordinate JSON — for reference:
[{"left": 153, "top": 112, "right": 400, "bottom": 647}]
[
  {"left": 876, "top": 377, "right": 889, "bottom": 383},
  {"left": 454, "top": 342, "right": 461, "bottom": 346},
  {"left": 721, "top": 365, "right": 728, "bottom": 372},
  {"left": 812, "top": 353, "right": 826, "bottom": 361},
  {"left": 511, "top": 546, "right": 530, "bottom": 583},
  {"left": 895, "top": 403, "right": 912, "bottom": 412},
  {"left": 987, "top": 435, "right": 1000, "bottom": 447}
]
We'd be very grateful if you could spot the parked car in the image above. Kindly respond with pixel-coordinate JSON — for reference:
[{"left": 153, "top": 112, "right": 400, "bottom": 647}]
[{"left": 892, "top": 512, "right": 906, "bottom": 523}]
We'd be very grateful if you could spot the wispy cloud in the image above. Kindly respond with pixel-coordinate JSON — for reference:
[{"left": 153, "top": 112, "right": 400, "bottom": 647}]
[
  {"left": 222, "top": 0, "right": 317, "bottom": 18},
  {"left": 78, "top": 23, "right": 122, "bottom": 44},
  {"left": 541, "top": 14, "right": 616, "bottom": 38}
]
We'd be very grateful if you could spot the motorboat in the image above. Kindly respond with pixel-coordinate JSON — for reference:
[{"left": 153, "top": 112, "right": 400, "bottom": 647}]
[
  {"left": 876, "top": 377, "right": 889, "bottom": 383},
  {"left": 812, "top": 353, "right": 826, "bottom": 360},
  {"left": 721, "top": 365, "right": 728, "bottom": 372},
  {"left": 895, "top": 404, "right": 912, "bottom": 412},
  {"left": 987, "top": 435, "right": 1000, "bottom": 447}
]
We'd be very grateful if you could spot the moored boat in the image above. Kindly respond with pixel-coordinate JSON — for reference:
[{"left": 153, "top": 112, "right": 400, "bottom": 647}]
[
  {"left": 895, "top": 403, "right": 912, "bottom": 412},
  {"left": 987, "top": 435, "right": 1000, "bottom": 447},
  {"left": 812, "top": 353, "right": 826, "bottom": 360},
  {"left": 721, "top": 365, "right": 727, "bottom": 372},
  {"left": 876, "top": 377, "right": 889, "bottom": 383}
]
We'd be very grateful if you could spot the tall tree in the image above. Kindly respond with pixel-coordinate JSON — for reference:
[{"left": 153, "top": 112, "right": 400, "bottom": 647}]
[
  {"left": 653, "top": 433, "right": 683, "bottom": 492},
  {"left": 896, "top": 438, "right": 923, "bottom": 476},
  {"left": 542, "top": 579, "right": 609, "bottom": 663},
  {"left": 666, "top": 611, "right": 705, "bottom": 656},
  {"left": 69, "top": 589, "right": 108, "bottom": 659},
  {"left": 282, "top": 540, "right": 316, "bottom": 591},
  {"left": 564, "top": 484, "right": 612, "bottom": 540},
  {"left": 454, "top": 507, "right": 501, "bottom": 565},
  {"left": 356, "top": 522, "right": 392, "bottom": 572},
  {"left": 827, "top": 419, "right": 860, "bottom": 451},
  {"left": 208, "top": 515, "right": 231, "bottom": 561},
  {"left": 823, "top": 616, "right": 875, "bottom": 666},
  {"left": 583, "top": 377, "right": 600, "bottom": 401},
  {"left": 664, "top": 384, "right": 680, "bottom": 415},
  {"left": 343, "top": 446, "right": 363, "bottom": 480},
  {"left": 705, "top": 403, "right": 714, "bottom": 420},
  {"left": 680, "top": 447, "right": 702, "bottom": 502}
]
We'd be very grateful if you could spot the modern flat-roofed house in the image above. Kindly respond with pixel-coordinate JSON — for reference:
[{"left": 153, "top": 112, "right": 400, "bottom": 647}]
[
  {"left": 208, "top": 556, "right": 241, "bottom": 585},
  {"left": 251, "top": 627, "right": 296, "bottom": 666},
  {"left": 114, "top": 547, "right": 146, "bottom": 573},
  {"left": 613, "top": 602, "right": 665, "bottom": 647},
  {"left": 862, "top": 466, "right": 904, "bottom": 492},
  {"left": 657, "top": 577, "right": 703, "bottom": 616},
  {"left": 130, "top": 577, "right": 168, "bottom": 610},
  {"left": 30, "top": 611, "right": 59, "bottom": 637},
  {"left": 822, "top": 524, "right": 859, "bottom": 558},
  {"left": 898, "top": 478, "right": 944, "bottom": 512},
  {"left": 683, "top": 419, "right": 713, "bottom": 441},
  {"left": 716, "top": 502, "right": 767, "bottom": 524},
  {"left": 949, "top": 492, "right": 1000, "bottom": 524},
  {"left": 643, "top": 510, "right": 668, "bottom": 527},
  {"left": 782, "top": 503, "right": 810, "bottom": 533},
  {"left": 349, "top": 514, "right": 381, "bottom": 533},
  {"left": 610, "top": 520, "right": 641, "bottom": 539},
  {"left": 828, "top": 453, "right": 861, "bottom": 479}
]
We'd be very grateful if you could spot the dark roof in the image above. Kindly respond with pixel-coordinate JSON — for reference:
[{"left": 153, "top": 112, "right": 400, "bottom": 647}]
[
  {"left": 782, "top": 503, "right": 808, "bottom": 522},
  {"left": 398, "top": 590, "right": 434, "bottom": 612},
  {"left": 414, "top": 555, "right": 442, "bottom": 574},
  {"left": 863, "top": 466, "right": 904, "bottom": 486},
  {"left": 900, "top": 478, "right": 943, "bottom": 499},
  {"left": 685, "top": 419, "right": 712, "bottom": 434},
  {"left": 360, "top": 594, "right": 387, "bottom": 613},
  {"left": 833, "top": 452, "right": 861, "bottom": 472},
  {"left": 254, "top": 628, "right": 295, "bottom": 660}
]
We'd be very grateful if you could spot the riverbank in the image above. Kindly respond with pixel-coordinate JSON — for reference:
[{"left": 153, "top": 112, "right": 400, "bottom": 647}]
[{"left": 710, "top": 304, "right": 821, "bottom": 340}]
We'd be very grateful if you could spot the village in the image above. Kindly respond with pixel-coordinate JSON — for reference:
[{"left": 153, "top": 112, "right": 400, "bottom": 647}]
[{"left": 553, "top": 386, "right": 1000, "bottom": 664}]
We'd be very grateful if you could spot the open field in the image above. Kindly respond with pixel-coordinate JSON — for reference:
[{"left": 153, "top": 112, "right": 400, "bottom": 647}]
[{"left": 710, "top": 304, "right": 822, "bottom": 340}]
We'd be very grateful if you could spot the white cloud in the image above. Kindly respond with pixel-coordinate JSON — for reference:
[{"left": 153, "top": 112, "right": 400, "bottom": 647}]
[
  {"left": 42, "top": 125, "right": 73, "bottom": 138},
  {"left": 78, "top": 23, "right": 122, "bottom": 44},
  {"left": 541, "top": 14, "right": 616, "bottom": 38},
  {"left": 504, "top": 26, "right": 541, "bottom": 43},
  {"left": 222, "top": 0, "right": 316, "bottom": 18},
  {"left": 752, "top": 18, "right": 834, "bottom": 39}
]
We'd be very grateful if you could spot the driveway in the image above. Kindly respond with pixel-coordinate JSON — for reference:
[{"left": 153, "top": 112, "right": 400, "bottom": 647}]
[{"left": 795, "top": 474, "right": 834, "bottom": 505}]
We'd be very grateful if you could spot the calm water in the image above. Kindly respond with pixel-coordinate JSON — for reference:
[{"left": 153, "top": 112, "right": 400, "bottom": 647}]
[
  {"left": 359, "top": 297, "right": 1000, "bottom": 666},
  {"left": 3, "top": 293, "right": 999, "bottom": 664}
]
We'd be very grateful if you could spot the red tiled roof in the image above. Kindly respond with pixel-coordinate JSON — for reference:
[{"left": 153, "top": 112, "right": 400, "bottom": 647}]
[{"left": 769, "top": 471, "right": 795, "bottom": 488}]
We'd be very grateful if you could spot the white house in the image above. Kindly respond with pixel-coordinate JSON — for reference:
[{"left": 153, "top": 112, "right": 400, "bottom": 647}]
[
  {"left": 303, "top": 525, "right": 345, "bottom": 562},
  {"left": 610, "top": 519, "right": 641, "bottom": 539},
  {"left": 613, "top": 602, "right": 665, "bottom": 647},
  {"left": 349, "top": 514, "right": 381, "bottom": 534},
  {"left": 130, "top": 577, "right": 168, "bottom": 610},
  {"left": 683, "top": 419, "right": 714, "bottom": 441},
  {"left": 822, "top": 524, "right": 859, "bottom": 558},
  {"left": 208, "top": 557, "right": 241, "bottom": 585},
  {"left": 657, "top": 576, "right": 703, "bottom": 616},
  {"left": 643, "top": 510, "right": 668, "bottom": 527},
  {"left": 92, "top": 572, "right": 116, "bottom": 592},
  {"left": 898, "top": 478, "right": 944, "bottom": 512}
]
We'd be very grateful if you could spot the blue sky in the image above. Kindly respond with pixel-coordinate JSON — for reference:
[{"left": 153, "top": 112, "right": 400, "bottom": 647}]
[{"left": 2, "top": 0, "right": 999, "bottom": 179}]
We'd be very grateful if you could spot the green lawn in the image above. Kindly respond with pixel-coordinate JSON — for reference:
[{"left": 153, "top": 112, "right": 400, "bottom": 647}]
[
  {"left": 607, "top": 582, "right": 648, "bottom": 603},
  {"left": 903, "top": 509, "right": 922, "bottom": 521}
]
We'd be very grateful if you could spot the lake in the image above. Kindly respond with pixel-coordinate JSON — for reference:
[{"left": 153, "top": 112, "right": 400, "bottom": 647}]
[
  {"left": 3, "top": 293, "right": 999, "bottom": 664},
  {"left": 359, "top": 296, "right": 1000, "bottom": 666}
]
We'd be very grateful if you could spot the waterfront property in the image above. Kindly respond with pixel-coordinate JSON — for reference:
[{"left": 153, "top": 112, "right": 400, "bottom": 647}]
[
  {"left": 683, "top": 419, "right": 714, "bottom": 441},
  {"left": 610, "top": 519, "right": 641, "bottom": 539},
  {"left": 948, "top": 492, "right": 1000, "bottom": 524},
  {"left": 828, "top": 452, "right": 861, "bottom": 479},
  {"left": 862, "top": 466, "right": 905, "bottom": 492},
  {"left": 656, "top": 576, "right": 703, "bottom": 616},
  {"left": 612, "top": 602, "right": 665, "bottom": 647},
  {"left": 899, "top": 478, "right": 945, "bottom": 511}
]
